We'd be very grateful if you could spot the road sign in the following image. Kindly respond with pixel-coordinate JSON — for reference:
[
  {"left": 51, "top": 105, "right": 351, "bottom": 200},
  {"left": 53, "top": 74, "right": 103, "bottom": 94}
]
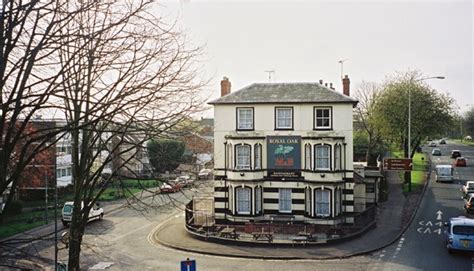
[
  {"left": 181, "top": 259, "right": 196, "bottom": 271},
  {"left": 383, "top": 158, "right": 412, "bottom": 171}
]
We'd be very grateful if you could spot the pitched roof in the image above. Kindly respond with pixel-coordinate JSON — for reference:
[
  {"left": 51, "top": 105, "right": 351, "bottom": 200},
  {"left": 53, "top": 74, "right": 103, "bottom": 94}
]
[{"left": 209, "top": 82, "right": 358, "bottom": 105}]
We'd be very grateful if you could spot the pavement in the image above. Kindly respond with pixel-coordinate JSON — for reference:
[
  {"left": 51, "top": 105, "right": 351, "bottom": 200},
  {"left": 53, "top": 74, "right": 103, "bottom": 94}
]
[{"left": 151, "top": 170, "right": 428, "bottom": 259}]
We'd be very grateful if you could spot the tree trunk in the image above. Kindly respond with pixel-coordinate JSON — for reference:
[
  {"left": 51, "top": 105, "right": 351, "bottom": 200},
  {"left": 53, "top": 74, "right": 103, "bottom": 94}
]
[{"left": 67, "top": 213, "right": 86, "bottom": 270}]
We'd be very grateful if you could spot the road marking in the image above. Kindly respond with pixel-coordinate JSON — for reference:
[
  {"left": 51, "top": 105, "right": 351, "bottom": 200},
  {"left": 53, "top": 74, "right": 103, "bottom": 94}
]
[
  {"left": 89, "top": 262, "right": 114, "bottom": 270},
  {"left": 433, "top": 229, "right": 442, "bottom": 235},
  {"left": 436, "top": 210, "right": 443, "bottom": 221},
  {"left": 419, "top": 220, "right": 425, "bottom": 226},
  {"left": 425, "top": 221, "right": 433, "bottom": 227},
  {"left": 436, "top": 221, "right": 443, "bottom": 227},
  {"left": 423, "top": 228, "right": 431, "bottom": 234}
]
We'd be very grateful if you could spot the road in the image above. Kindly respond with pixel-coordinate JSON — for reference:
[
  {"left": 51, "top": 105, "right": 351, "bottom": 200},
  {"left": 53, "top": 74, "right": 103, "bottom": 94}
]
[
  {"left": 372, "top": 141, "right": 474, "bottom": 270},
  {"left": 3, "top": 141, "right": 474, "bottom": 270}
]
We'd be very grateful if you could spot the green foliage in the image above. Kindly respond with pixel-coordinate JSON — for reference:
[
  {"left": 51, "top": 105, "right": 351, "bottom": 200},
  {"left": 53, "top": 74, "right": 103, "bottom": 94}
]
[
  {"left": 465, "top": 106, "right": 474, "bottom": 136},
  {"left": 147, "top": 138, "right": 185, "bottom": 173},
  {"left": 353, "top": 130, "right": 369, "bottom": 156},
  {"left": 373, "top": 71, "right": 455, "bottom": 158}
]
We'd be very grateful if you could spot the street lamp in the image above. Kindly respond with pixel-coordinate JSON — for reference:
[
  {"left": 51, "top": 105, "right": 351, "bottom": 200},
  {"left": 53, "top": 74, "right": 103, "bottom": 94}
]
[{"left": 407, "top": 76, "right": 445, "bottom": 192}]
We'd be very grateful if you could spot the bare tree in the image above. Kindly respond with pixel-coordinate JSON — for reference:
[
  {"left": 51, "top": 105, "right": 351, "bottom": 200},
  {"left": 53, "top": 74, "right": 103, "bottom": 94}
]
[
  {"left": 56, "top": 1, "right": 205, "bottom": 269},
  {"left": 0, "top": 1, "right": 82, "bottom": 221},
  {"left": 353, "top": 81, "right": 385, "bottom": 166}
]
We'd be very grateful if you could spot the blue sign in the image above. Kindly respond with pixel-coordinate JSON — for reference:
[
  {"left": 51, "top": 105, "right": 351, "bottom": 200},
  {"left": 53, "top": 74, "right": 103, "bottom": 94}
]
[
  {"left": 181, "top": 259, "right": 196, "bottom": 271},
  {"left": 267, "top": 136, "right": 301, "bottom": 178}
]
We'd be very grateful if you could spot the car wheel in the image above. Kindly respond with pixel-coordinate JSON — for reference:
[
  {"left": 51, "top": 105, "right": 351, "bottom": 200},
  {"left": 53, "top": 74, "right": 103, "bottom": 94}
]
[
  {"left": 99, "top": 213, "right": 103, "bottom": 220},
  {"left": 62, "top": 221, "right": 69, "bottom": 227}
]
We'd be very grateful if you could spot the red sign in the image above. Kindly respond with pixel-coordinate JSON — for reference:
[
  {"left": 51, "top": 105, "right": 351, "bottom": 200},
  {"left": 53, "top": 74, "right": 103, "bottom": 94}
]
[{"left": 383, "top": 158, "right": 412, "bottom": 171}]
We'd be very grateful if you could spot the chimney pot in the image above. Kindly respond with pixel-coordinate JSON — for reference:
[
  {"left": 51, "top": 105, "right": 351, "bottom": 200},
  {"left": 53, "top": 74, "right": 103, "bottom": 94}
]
[
  {"left": 319, "top": 79, "right": 323, "bottom": 84},
  {"left": 220, "top": 76, "right": 231, "bottom": 97},
  {"left": 329, "top": 82, "right": 333, "bottom": 89},
  {"left": 325, "top": 83, "right": 328, "bottom": 87},
  {"left": 342, "top": 75, "right": 350, "bottom": 96}
]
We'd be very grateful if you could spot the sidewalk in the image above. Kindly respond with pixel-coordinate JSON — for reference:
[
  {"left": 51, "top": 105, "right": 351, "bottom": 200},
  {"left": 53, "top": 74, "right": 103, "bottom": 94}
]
[{"left": 151, "top": 171, "right": 423, "bottom": 259}]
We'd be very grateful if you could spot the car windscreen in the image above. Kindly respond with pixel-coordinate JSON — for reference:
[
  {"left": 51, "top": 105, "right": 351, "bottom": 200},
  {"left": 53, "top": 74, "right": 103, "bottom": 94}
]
[
  {"left": 63, "top": 204, "right": 73, "bottom": 214},
  {"left": 437, "top": 168, "right": 451, "bottom": 176},
  {"left": 453, "top": 225, "right": 474, "bottom": 235}
]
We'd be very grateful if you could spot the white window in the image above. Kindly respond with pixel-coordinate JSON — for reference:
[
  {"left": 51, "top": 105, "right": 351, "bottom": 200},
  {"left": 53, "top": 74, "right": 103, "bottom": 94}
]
[
  {"left": 255, "top": 186, "right": 262, "bottom": 214},
  {"left": 236, "top": 187, "right": 251, "bottom": 214},
  {"left": 315, "top": 189, "right": 330, "bottom": 217},
  {"left": 227, "top": 143, "right": 233, "bottom": 169},
  {"left": 305, "top": 188, "right": 311, "bottom": 215},
  {"left": 334, "top": 144, "right": 341, "bottom": 170},
  {"left": 315, "top": 108, "right": 331, "bottom": 129},
  {"left": 254, "top": 144, "right": 262, "bottom": 170},
  {"left": 315, "top": 145, "right": 330, "bottom": 170},
  {"left": 305, "top": 144, "right": 311, "bottom": 170},
  {"left": 279, "top": 188, "right": 292, "bottom": 213},
  {"left": 276, "top": 107, "right": 293, "bottom": 129},
  {"left": 335, "top": 188, "right": 341, "bottom": 216},
  {"left": 236, "top": 145, "right": 251, "bottom": 170},
  {"left": 237, "top": 108, "right": 254, "bottom": 130}
]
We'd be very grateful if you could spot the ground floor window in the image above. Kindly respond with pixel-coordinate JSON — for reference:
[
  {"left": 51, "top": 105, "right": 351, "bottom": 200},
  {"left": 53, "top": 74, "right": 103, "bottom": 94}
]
[
  {"left": 315, "top": 189, "right": 331, "bottom": 217},
  {"left": 279, "top": 188, "right": 292, "bottom": 213},
  {"left": 255, "top": 186, "right": 262, "bottom": 214},
  {"left": 236, "top": 187, "right": 251, "bottom": 214}
]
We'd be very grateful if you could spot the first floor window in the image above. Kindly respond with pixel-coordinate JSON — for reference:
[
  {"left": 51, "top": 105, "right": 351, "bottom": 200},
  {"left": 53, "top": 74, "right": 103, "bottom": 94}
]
[
  {"left": 334, "top": 144, "right": 341, "bottom": 170},
  {"left": 236, "top": 187, "right": 251, "bottom": 214},
  {"left": 254, "top": 144, "right": 262, "bottom": 170},
  {"left": 315, "top": 189, "right": 330, "bottom": 217},
  {"left": 236, "top": 144, "right": 251, "bottom": 170},
  {"left": 305, "top": 144, "right": 311, "bottom": 170},
  {"left": 315, "top": 145, "right": 330, "bottom": 170},
  {"left": 255, "top": 186, "right": 262, "bottom": 214},
  {"left": 279, "top": 188, "right": 292, "bottom": 213}
]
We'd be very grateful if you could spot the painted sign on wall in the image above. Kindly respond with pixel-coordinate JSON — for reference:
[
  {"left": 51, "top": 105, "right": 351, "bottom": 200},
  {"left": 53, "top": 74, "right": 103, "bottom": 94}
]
[{"left": 267, "top": 136, "right": 301, "bottom": 178}]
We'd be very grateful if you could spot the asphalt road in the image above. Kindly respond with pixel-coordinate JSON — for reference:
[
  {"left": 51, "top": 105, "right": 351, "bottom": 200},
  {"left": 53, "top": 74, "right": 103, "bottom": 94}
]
[
  {"left": 371, "top": 141, "right": 474, "bottom": 271},
  {"left": 4, "top": 141, "right": 474, "bottom": 270}
]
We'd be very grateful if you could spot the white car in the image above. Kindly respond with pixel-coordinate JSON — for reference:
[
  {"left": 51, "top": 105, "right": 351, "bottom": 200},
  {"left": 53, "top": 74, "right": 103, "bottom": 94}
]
[
  {"left": 198, "top": 169, "right": 213, "bottom": 180},
  {"left": 61, "top": 201, "right": 104, "bottom": 227},
  {"left": 428, "top": 142, "right": 437, "bottom": 147}
]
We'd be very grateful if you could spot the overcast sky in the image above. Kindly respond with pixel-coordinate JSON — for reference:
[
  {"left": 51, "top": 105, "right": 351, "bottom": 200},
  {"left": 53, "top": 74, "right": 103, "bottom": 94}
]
[{"left": 160, "top": 0, "right": 473, "bottom": 116}]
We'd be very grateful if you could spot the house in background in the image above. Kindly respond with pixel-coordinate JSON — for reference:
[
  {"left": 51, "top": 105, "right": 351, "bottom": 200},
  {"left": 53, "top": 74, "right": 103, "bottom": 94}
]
[{"left": 209, "top": 76, "right": 368, "bottom": 225}]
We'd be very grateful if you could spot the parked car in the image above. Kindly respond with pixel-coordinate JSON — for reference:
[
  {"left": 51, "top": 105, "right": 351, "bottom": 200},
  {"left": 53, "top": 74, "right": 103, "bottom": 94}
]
[
  {"left": 61, "top": 201, "right": 104, "bottom": 227},
  {"left": 198, "top": 169, "right": 213, "bottom": 180},
  {"left": 465, "top": 135, "right": 472, "bottom": 141},
  {"left": 440, "top": 139, "right": 446, "bottom": 144},
  {"left": 174, "top": 175, "right": 193, "bottom": 187},
  {"left": 445, "top": 216, "right": 474, "bottom": 253},
  {"left": 451, "top": 150, "right": 462, "bottom": 159},
  {"left": 454, "top": 157, "right": 467, "bottom": 167},
  {"left": 160, "top": 182, "right": 182, "bottom": 193},
  {"left": 461, "top": 181, "right": 474, "bottom": 198},
  {"left": 429, "top": 142, "right": 437, "bottom": 147},
  {"left": 431, "top": 148, "right": 442, "bottom": 156}
]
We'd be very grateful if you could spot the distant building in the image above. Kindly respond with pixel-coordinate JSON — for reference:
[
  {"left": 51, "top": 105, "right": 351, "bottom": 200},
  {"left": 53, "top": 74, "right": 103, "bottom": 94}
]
[{"left": 209, "top": 76, "right": 368, "bottom": 225}]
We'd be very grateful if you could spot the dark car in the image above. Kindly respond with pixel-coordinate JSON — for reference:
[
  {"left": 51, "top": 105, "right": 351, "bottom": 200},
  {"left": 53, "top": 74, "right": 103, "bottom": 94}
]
[
  {"left": 451, "top": 150, "right": 462, "bottom": 159},
  {"left": 440, "top": 139, "right": 446, "bottom": 144},
  {"left": 431, "top": 148, "right": 442, "bottom": 156},
  {"left": 454, "top": 157, "right": 467, "bottom": 167}
]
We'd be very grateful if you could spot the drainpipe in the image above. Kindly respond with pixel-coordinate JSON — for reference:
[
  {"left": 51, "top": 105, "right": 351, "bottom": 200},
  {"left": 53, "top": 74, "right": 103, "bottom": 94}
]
[{"left": 224, "top": 142, "right": 227, "bottom": 221}]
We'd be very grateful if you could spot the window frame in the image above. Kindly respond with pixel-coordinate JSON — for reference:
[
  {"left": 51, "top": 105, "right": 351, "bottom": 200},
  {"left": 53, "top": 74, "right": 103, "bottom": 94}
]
[
  {"left": 314, "top": 144, "right": 331, "bottom": 170},
  {"left": 235, "top": 186, "right": 252, "bottom": 215},
  {"left": 254, "top": 143, "right": 262, "bottom": 170},
  {"left": 315, "top": 188, "right": 331, "bottom": 217},
  {"left": 235, "top": 144, "right": 251, "bottom": 170},
  {"left": 279, "top": 188, "right": 292, "bottom": 213},
  {"left": 305, "top": 143, "right": 312, "bottom": 170},
  {"left": 227, "top": 143, "right": 233, "bottom": 170},
  {"left": 236, "top": 107, "right": 254, "bottom": 131},
  {"left": 313, "top": 107, "right": 333, "bottom": 130},
  {"left": 334, "top": 144, "right": 341, "bottom": 171},
  {"left": 305, "top": 187, "right": 311, "bottom": 215},
  {"left": 255, "top": 186, "right": 262, "bottom": 214},
  {"left": 275, "top": 107, "right": 294, "bottom": 130}
]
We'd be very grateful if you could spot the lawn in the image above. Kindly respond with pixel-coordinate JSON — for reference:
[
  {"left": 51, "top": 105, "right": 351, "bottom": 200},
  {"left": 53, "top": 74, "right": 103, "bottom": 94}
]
[
  {"left": 0, "top": 208, "right": 61, "bottom": 239},
  {"left": 392, "top": 151, "right": 428, "bottom": 193}
]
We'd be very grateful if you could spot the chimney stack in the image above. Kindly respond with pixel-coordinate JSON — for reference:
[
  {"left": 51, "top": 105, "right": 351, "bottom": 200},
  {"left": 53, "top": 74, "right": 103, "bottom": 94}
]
[
  {"left": 329, "top": 83, "right": 334, "bottom": 90},
  {"left": 319, "top": 79, "right": 323, "bottom": 85},
  {"left": 342, "top": 75, "right": 350, "bottom": 96},
  {"left": 221, "top": 76, "right": 231, "bottom": 97},
  {"left": 324, "top": 83, "right": 328, "bottom": 87}
]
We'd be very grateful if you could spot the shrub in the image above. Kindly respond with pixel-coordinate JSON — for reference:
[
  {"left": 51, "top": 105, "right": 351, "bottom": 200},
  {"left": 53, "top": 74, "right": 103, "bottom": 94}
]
[{"left": 4, "top": 201, "right": 24, "bottom": 215}]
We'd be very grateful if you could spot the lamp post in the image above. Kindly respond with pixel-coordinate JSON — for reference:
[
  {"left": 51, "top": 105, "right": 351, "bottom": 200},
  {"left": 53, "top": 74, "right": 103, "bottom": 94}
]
[{"left": 407, "top": 76, "right": 445, "bottom": 192}]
